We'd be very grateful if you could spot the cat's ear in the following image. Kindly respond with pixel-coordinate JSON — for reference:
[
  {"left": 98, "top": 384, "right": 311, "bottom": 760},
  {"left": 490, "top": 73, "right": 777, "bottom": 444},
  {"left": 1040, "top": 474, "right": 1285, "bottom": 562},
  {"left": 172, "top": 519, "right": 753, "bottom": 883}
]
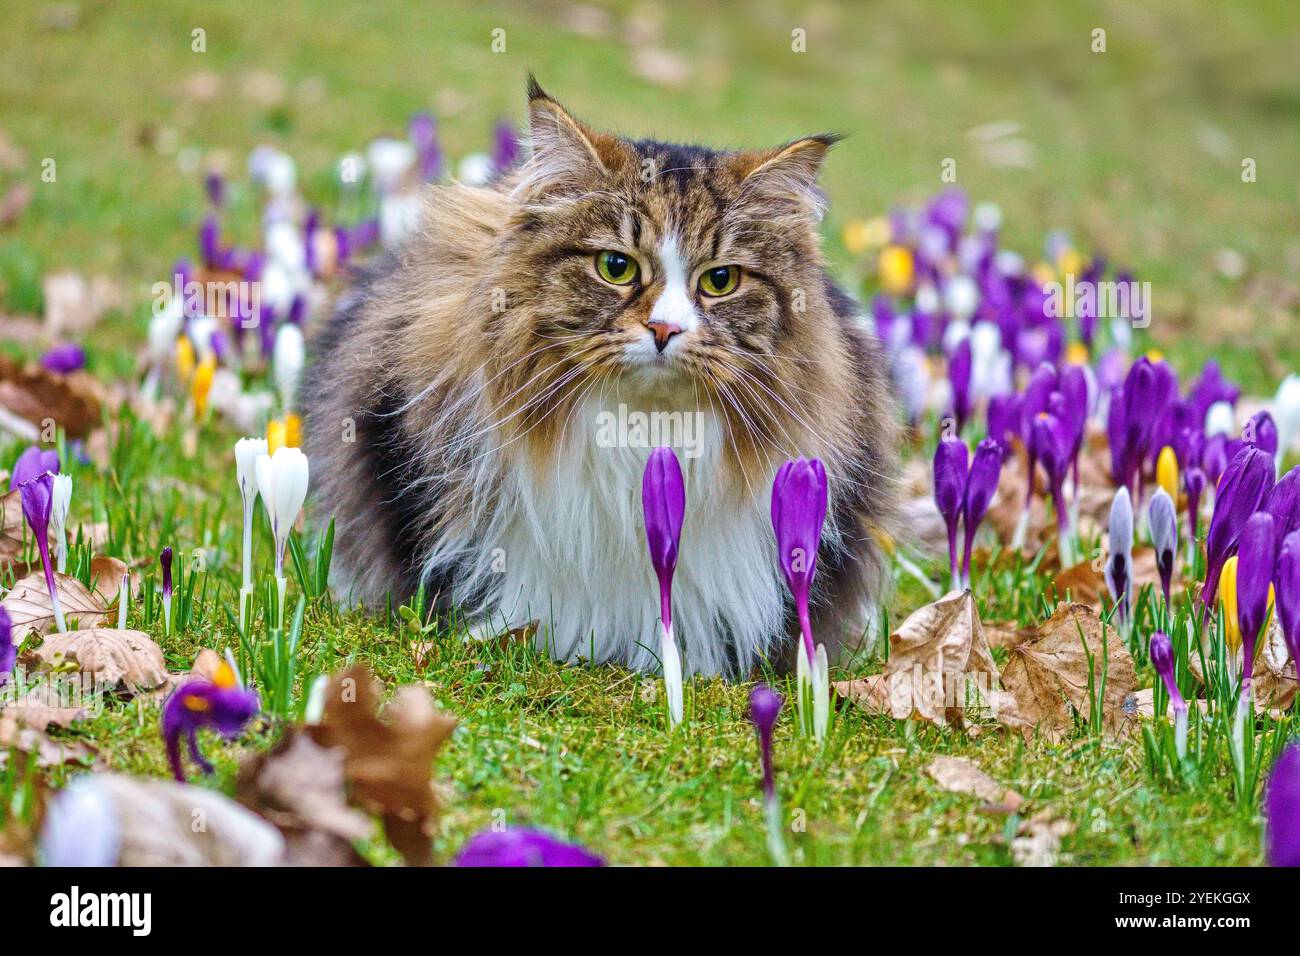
[
  {"left": 516, "top": 76, "right": 627, "bottom": 200},
  {"left": 732, "top": 135, "right": 840, "bottom": 220}
]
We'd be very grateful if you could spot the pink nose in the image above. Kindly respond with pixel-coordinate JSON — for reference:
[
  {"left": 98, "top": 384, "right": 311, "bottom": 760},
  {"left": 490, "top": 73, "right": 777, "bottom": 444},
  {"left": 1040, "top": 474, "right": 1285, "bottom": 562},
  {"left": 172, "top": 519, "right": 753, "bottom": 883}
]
[{"left": 645, "top": 320, "right": 683, "bottom": 353}]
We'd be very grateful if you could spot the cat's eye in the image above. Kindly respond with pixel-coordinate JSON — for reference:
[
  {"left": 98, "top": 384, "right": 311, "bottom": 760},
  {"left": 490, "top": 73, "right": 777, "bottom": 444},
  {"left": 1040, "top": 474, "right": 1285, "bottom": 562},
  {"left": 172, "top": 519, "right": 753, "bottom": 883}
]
[
  {"left": 595, "top": 251, "right": 639, "bottom": 286},
  {"left": 698, "top": 265, "right": 740, "bottom": 297}
]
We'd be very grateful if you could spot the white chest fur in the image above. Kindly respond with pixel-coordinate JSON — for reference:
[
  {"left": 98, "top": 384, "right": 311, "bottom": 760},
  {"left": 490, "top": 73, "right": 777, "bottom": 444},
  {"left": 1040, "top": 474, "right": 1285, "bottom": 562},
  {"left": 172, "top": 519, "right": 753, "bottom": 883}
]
[{"left": 455, "top": 390, "right": 788, "bottom": 676}]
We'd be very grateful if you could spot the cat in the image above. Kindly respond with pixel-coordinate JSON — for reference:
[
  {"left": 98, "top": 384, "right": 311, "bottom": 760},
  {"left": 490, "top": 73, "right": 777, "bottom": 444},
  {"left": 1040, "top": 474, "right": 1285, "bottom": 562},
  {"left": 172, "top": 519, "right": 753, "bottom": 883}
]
[{"left": 302, "top": 77, "right": 900, "bottom": 678}]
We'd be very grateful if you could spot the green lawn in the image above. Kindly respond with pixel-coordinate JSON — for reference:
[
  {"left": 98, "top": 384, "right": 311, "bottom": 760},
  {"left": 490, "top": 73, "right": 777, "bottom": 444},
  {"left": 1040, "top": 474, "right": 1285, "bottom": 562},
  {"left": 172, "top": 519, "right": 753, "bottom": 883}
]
[{"left": 1, "top": 0, "right": 1297, "bottom": 865}]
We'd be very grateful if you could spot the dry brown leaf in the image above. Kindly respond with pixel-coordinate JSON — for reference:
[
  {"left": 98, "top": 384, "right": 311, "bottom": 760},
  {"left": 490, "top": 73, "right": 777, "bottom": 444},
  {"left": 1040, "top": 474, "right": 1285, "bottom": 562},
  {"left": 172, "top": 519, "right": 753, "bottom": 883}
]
[
  {"left": 0, "top": 712, "right": 100, "bottom": 770},
  {"left": 882, "top": 590, "right": 999, "bottom": 728},
  {"left": 0, "top": 679, "right": 87, "bottom": 730},
  {"left": 1052, "top": 559, "right": 1106, "bottom": 607},
  {"left": 0, "top": 353, "right": 103, "bottom": 438},
  {"left": 1, "top": 571, "right": 110, "bottom": 639},
  {"left": 925, "top": 755, "right": 1024, "bottom": 811},
  {"left": 832, "top": 673, "right": 893, "bottom": 716},
  {"left": 87, "top": 555, "right": 130, "bottom": 601},
  {"left": 985, "top": 621, "right": 1033, "bottom": 651},
  {"left": 998, "top": 603, "right": 1138, "bottom": 741},
  {"left": 236, "top": 728, "right": 372, "bottom": 866},
  {"left": 307, "top": 665, "right": 457, "bottom": 865},
  {"left": 30, "top": 628, "right": 167, "bottom": 692}
]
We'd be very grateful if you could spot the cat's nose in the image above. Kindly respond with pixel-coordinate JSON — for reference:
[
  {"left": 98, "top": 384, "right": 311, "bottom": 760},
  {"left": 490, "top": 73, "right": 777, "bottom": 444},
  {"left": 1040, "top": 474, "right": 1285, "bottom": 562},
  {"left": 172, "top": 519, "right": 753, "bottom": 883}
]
[{"left": 644, "top": 320, "right": 684, "bottom": 353}]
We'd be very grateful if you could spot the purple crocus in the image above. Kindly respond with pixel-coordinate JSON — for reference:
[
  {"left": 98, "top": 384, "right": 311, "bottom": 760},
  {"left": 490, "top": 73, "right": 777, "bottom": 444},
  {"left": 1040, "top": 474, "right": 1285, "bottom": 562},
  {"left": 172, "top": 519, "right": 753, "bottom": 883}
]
[
  {"left": 0, "top": 606, "right": 15, "bottom": 684},
  {"left": 771, "top": 457, "right": 830, "bottom": 741},
  {"left": 933, "top": 437, "right": 969, "bottom": 589},
  {"left": 1264, "top": 466, "right": 1300, "bottom": 557},
  {"left": 1236, "top": 512, "right": 1275, "bottom": 685},
  {"left": 1245, "top": 411, "right": 1279, "bottom": 458},
  {"left": 961, "top": 438, "right": 1003, "bottom": 586},
  {"left": 40, "top": 343, "right": 86, "bottom": 374},
  {"left": 199, "top": 214, "right": 221, "bottom": 267},
  {"left": 1266, "top": 743, "right": 1300, "bottom": 867},
  {"left": 948, "top": 338, "right": 972, "bottom": 434},
  {"left": 749, "top": 684, "right": 783, "bottom": 801},
  {"left": 1185, "top": 467, "right": 1208, "bottom": 543},
  {"left": 204, "top": 171, "right": 225, "bottom": 208},
  {"left": 1203, "top": 445, "right": 1275, "bottom": 610},
  {"left": 19, "top": 472, "right": 66, "bottom": 632},
  {"left": 1150, "top": 629, "right": 1188, "bottom": 760},
  {"left": 1148, "top": 488, "right": 1178, "bottom": 607},
  {"left": 986, "top": 392, "right": 1021, "bottom": 458},
  {"left": 1030, "top": 410, "right": 1073, "bottom": 563},
  {"left": 9, "top": 445, "right": 58, "bottom": 491},
  {"left": 160, "top": 546, "right": 174, "bottom": 636},
  {"left": 642, "top": 447, "right": 686, "bottom": 727},
  {"left": 1277, "top": 530, "right": 1300, "bottom": 672},
  {"left": 454, "top": 828, "right": 604, "bottom": 867},
  {"left": 161, "top": 662, "right": 259, "bottom": 781},
  {"left": 491, "top": 121, "right": 521, "bottom": 175}
]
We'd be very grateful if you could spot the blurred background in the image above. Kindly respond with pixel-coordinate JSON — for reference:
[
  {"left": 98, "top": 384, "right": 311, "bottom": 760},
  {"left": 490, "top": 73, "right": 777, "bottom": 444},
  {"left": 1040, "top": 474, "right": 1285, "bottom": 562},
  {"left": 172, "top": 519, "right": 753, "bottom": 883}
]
[{"left": 1, "top": 0, "right": 1297, "bottom": 385}]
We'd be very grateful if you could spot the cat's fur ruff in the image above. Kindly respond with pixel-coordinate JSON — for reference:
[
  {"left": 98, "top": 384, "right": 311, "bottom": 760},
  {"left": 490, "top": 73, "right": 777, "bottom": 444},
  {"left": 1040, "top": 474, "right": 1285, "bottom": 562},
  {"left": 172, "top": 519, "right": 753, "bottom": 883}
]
[{"left": 302, "top": 79, "right": 900, "bottom": 677}]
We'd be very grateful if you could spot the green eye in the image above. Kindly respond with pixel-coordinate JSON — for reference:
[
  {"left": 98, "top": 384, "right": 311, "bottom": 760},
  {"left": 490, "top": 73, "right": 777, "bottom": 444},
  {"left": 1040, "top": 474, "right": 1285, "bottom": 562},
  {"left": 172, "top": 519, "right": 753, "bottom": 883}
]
[
  {"left": 595, "top": 251, "right": 638, "bottom": 286},
  {"left": 699, "top": 265, "right": 740, "bottom": 297}
]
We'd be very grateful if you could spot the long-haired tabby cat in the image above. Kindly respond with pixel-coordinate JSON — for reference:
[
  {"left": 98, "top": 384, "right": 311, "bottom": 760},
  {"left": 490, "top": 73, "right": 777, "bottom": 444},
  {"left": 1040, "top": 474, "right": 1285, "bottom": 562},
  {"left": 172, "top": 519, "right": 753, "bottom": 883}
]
[{"left": 303, "top": 78, "right": 900, "bottom": 677}]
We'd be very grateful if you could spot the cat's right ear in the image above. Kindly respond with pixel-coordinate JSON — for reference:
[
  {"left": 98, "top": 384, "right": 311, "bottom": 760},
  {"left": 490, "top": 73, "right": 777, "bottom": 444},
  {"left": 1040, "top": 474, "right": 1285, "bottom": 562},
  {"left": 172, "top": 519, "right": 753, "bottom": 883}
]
[{"left": 515, "top": 76, "right": 623, "bottom": 200}]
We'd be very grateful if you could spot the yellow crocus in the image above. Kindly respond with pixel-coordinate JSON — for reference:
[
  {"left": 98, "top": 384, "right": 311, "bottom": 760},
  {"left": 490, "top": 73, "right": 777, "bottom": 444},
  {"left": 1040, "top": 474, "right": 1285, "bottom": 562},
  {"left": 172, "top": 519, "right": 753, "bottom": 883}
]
[
  {"left": 175, "top": 335, "right": 196, "bottom": 381},
  {"left": 1065, "top": 341, "right": 1090, "bottom": 366},
  {"left": 1056, "top": 247, "right": 1084, "bottom": 279},
  {"left": 266, "top": 417, "right": 288, "bottom": 455},
  {"left": 1156, "top": 446, "right": 1180, "bottom": 502},
  {"left": 1145, "top": 349, "right": 1165, "bottom": 364},
  {"left": 283, "top": 412, "right": 302, "bottom": 449},
  {"left": 842, "top": 216, "right": 891, "bottom": 256},
  {"left": 1221, "top": 555, "right": 1240, "bottom": 652},
  {"left": 191, "top": 355, "right": 216, "bottom": 418},
  {"left": 1030, "top": 262, "right": 1057, "bottom": 286},
  {"left": 877, "top": 245, "right": 914, "bottom": 296}
]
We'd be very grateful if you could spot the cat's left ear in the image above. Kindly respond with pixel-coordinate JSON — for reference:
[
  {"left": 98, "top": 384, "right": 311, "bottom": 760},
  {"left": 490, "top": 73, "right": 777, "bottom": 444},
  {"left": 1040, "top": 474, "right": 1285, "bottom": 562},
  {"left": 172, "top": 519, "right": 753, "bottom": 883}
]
[{"left": 732, "top": 135, "right": 840, "bottom": 220}]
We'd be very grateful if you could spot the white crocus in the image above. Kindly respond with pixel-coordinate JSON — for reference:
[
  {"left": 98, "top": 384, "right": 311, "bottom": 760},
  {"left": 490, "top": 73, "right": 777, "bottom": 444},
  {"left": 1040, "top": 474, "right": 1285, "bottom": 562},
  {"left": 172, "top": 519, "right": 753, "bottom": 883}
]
[
  {"left": 235, "top": 437, "right": 268, "bottom": 630},
  {"left": 273, "top": 324, "right": 305, "bottom": 412},
  {"left": 367, "top": 137, "right": 415, "bottom": 194},
  {"left": 255, "top": 446, "right": 309, "bottom": 626},
  {"left": 944, "top": 274, "right": 980, "bottom": 323},
  {"left": 1205, "top": 400, "right": 1236, "bottom": 438},
  {"left": 50, "top": 474, "right": 72, "bottom": 574},
  {"left": 1274, "top": 374, "right": 1300, "bottom": 468}
]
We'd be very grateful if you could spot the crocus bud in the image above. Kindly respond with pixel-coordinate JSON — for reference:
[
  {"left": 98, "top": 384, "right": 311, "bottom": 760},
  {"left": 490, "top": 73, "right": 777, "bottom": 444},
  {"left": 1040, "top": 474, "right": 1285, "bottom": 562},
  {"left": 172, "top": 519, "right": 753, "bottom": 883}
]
[
  {"left": 1204, "top": 445, "right": 1275, "bottom": 609},
  {"left": 255, "top": 447, "right": 310, "bottom": 581},
  {"left": 1150, "top": 631, "right": 1185, "bottom": 714},
  {"left": 1266, "top": 743, "right": 1300, "bottom": 867},
  {"left": 1186, "top": 467, "right": 1208, "bottom": 542},
  {"left": 1245, "top": 410, "right": 1279, "bottom": 459},
  {"left": 1156, "top": 446, "right": 1179, "bottom": 502},
  {"left": 1148, "top": 488, "right": 1177, "bottom": 606},
  {"left": 160, "top": 546, "right": 174, "bottom": 636},
  {"left": 235, "top": 437, "right": 267, "bottom": 602},
  {"left": 961, "top": 438, "right": 1002, "bottom": 586},
  {"left": 9, "top": 445, "right": 58, "bottom": 491},
  {"left": 41, "top": 343, "right": 86, "bottom": 374},
  {"left": 1105, "top": 486, "right": 1134, "bottom": 621},
  {"left": 1236, "top": 512, "right": 1276, "bottom": 684},
  {"left": 1274, "top": 375, "right": 1300, "bottom": 468},
  {"left": 1264, "top": 466, "right": 1300, "bottom": 557},
  {"left": 771, "top": 457, "right": 830, "bottom": 742},
  {"left": 49, "top": 473, "right": 72, "bottom": 575},
  {"left": 642, "top": 446, "right": 686, "bottom": 728},
  {"left": 1221, "top": 556, "right": 1241, "bottom": 653},
  {"left": 1277, "top": 530, "right": 1300, "bottom": 671},
  {"left": 933, "top": 438, "right": 969, "bottom": 589},
  {"left": 986, "top": 393, "right": 1021, "bottom": 458},
  {"left": 19, "top": 472, "right": 65, "bottom": 632},
  {"left": 0, "top": 606, "right": 15, "bottom": 684},
  {"left": 1205, "top": 400, "right": 1235, "bottom": 438},
  {"left": 948, "top": 338, "right": 972, "bottom": 434},
  {"left": 273, "top": 322, "right": 305, "bottom": 411},
  {"left": 749, "top": 684, "right": 783, "bottom": 801}
]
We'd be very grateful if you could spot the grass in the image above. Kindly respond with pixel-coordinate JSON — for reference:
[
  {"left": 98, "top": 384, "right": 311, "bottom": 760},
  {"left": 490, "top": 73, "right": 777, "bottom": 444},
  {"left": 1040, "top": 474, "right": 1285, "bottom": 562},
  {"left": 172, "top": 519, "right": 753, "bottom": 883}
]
[{"left": 1, "top": 0, "right": 1297, "bottom": 865}]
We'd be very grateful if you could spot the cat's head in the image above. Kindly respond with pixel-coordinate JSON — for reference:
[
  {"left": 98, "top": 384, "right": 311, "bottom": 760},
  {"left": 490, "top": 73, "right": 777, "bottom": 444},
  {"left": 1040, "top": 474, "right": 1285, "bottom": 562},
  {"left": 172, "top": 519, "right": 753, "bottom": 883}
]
[{"left": 479, "top": 78, "right": 854, "bottom": 471}]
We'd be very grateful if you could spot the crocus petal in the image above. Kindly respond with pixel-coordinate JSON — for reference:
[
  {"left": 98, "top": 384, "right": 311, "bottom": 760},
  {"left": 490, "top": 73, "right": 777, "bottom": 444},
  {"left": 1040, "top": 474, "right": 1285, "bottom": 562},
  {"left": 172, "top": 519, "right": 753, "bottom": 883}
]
[
  {"left": 1277, "top": 530, "right": 1300, "bottom": 666},
  {"left": 1246, "top": 410, "right": 1279, "bottom": 458},
  {"left": 1149, "top": 630, "right": 1185, "bottom": 713},
  {"left": 0, "top": 606, "right": 15, "bottom": 681},
  {"left": 1267, "top": 743, "right": 1300, "bottom": 867},
  {"left": 1236, "top": 512, "right": 1275, "bottom": 679},
  {"left": 9, "top": 445, "right": 59, "bottom": 491},
  {"left": 454, "top": 828, "right": 604, "bottom": 867},
  {"left": 160, "top": 546, "right": 173, "bottom": 599},
  {"left": 40, "top": 343, "right": 86, "bottom": 374},
  {"left": 1148, "top": 488, "right": 1178, "bottom": 603},
  {"left": 749, "top": 683, "right": 783, "bottom": 799},
  {"left": 1264, "top": 466, "right": 1300, "bottom": 557},
  {"left": 1204, "top": 445, "right": 1275, "bottom": 608}
]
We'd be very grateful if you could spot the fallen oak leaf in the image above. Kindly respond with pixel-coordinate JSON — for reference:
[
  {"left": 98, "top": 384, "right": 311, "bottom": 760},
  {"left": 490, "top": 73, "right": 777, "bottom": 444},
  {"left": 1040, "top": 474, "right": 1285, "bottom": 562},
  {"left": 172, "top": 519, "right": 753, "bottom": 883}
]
[
  {"left": 925, "top": 755, "right": 1024, "bottom": 812},
  {"left": 30, "top": 628, "right": 167, "bottom": 693},
  {"left": 998, "top": 602, "right": 1138, "bottom": 742},
  {"left": 307, "top": 665, "right": 457, "bottom": 866},
  {"left": 236, "top": 728, "right": 373, "bottom": 867},
  {"left": 0, "top": 713, "right": 101, "bottom": 771},
  {"left": 882, "top": 589, "right": 999, "bottom": 728},
  {"left": 1, "top": 571, "right": 110, "bottom": 639}
]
